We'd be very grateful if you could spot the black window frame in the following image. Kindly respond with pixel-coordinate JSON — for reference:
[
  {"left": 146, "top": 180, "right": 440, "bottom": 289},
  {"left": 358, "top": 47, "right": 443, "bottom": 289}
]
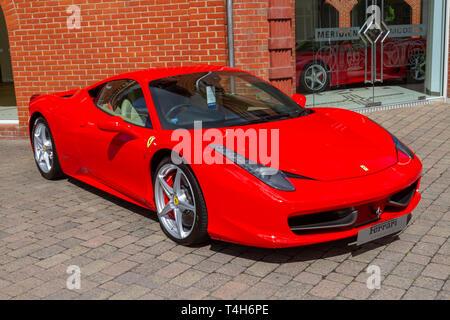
[{"left": 92, "top": 79, "right": 153, "bottom": 129}]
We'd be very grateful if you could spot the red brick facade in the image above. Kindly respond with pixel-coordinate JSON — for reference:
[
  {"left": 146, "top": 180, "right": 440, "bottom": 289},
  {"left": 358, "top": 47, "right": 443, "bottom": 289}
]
[
  {"left": 1, "top": 0, "right": 301, "bottom": 138},
  {"left": 0, "top": 0, "right": 447, "bottom": 138},
  {"left": 0, "top": 0, "right": 229, "bottom": 138}
]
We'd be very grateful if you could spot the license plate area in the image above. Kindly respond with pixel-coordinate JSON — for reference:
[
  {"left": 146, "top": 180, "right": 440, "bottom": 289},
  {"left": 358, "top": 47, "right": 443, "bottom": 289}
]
[{"left": 356, "top": 215, "right": 409, "bottom": 246}]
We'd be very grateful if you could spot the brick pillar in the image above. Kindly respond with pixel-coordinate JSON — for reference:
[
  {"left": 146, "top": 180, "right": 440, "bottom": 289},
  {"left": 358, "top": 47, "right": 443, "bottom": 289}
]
[
  {"left": 325, "top": 0, "right": 358, "bottom": 28},
  {"left": 404, "top": 0, "right": 422, "bottom": 24},
  {"left": 268, "top": 0, "right": 295, "bottom": 95}
]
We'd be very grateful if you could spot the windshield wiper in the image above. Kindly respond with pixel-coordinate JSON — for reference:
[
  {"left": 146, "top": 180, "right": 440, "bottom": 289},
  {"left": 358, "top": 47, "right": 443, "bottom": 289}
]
[{"left": 243, "top": 113, "right": 292, "bottom": 125}]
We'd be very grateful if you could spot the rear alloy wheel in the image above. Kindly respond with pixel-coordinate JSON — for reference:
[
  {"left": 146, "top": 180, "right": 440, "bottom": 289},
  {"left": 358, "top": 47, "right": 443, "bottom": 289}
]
[
  {"left": 407, "top": 51, "right": 426, "bottom": 83},
  {"left": 153, "top": 157, "right": 208, "bottom": 245},
  {"left": 32, "top": 117, "right": 63, "bottom": 180},
  {"left": 301, "top": 62, "right": 330, "bottom": 93}
]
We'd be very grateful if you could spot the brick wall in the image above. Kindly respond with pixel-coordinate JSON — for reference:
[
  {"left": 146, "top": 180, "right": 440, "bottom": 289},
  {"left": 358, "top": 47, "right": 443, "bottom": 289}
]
[
  {"left": 233, "top": 0, "right": 270, "bottom": 81},
  {"left": 0, "top": 0, "right": 232, "bottom": 138}
]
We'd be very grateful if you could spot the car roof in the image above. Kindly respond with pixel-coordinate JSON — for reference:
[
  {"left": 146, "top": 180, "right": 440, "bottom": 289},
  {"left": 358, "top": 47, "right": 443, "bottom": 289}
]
[{"left": 87, "top": 65, "right": 243, "bottom": 90}]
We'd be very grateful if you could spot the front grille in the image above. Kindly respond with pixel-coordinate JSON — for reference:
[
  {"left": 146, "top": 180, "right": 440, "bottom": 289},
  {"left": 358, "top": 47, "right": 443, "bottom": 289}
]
[
  {"left": 385, "top": 180, "right": 419, "bottom": 212},
  {"left": 288, "top": 207, "right": 358, "bottom": 232},
  {"left": 289, "top": 180, "right": 419, "bottom": 235}
]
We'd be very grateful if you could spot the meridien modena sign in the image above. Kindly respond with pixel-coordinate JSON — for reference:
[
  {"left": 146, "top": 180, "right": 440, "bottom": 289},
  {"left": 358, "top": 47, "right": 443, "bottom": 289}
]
[
  {"left": 315, "top": 24, "right": 426, "bottom": 41},
  {"left": 315, "top": 27, "right": 360, "bottom": 41}
]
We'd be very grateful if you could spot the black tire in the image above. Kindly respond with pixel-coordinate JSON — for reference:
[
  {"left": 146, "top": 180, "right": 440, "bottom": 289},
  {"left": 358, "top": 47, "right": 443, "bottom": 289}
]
[
  {"left": 153, "top": 157, "right": 209, "bottom": 246},
  {"left": 300, "top": 61, "right": 330, "bottom": 93},
  {"left": 31, "top": 117, "right": 64, "bottom": 180},
  {"left": 406, "top": 50, "right": 426, "bottom": 84}
]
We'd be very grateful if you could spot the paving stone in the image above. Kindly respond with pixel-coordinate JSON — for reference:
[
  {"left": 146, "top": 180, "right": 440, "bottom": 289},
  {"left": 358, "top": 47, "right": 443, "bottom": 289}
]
[
  {"left": 369, "top": 286, "right": 405, "bottom": 300},
  {"left": 194, "top": 273, "right": 232, "bottom": 292},
  {"left": 309, "top": 280, "right": 346, "bottom": 299},
  {"left": 109, "top": 284, "right": 150, "bottom": 300},
  {"left": 421, "top": 263, "right": 450, "bottom": 280},
  {"left": 402, "top": 286, "right": 438, "bottom": 300},
  {"left": 261, "top": 272, "right": 292, "bottom": 286},
  {"left": 1, "top": 104, "right": 449, "bottom": 300},
  {"left": 391, "top": 261, "right": 424, "bottom": 279},
  {"left": 245, "top": 261, "right": 278, "bottom": 277},
  {"left": 384, "top": 275, "right": 414, "bottom": 290},
  {"left": 169, "top": 269, "right": 207, "bottom": 288},
  {"left": 413, "top": 276, "right": 444, "bottom": 291},
  {"left": 335, "top": 260, "right": 367, "bottom": 276},
  {"left": 212, "top": 281, "right": 249, "bottom": 300},
  {"left": 403, "top": 253, "right": 432, "bottom": 265},
  {"left": 306, "top": 259, "right": 339, "bottom": 276},
  {"left": 340, "top": 282, "right": 372, "bottom": 300},
  {"left": 274, "top": 282, "right": 312, "bottom": 300},
  {"left": 293, "top": 272, "right": 323, "bottom": 285},
  {"left": 155, "top": 262, "right": 190, "bottom": 279},
  {"left": 102, "top": 260, "right": 138, "bottom": 277},
  {"left": 238, "top": 281, "right": 280, "bottom": 300}
]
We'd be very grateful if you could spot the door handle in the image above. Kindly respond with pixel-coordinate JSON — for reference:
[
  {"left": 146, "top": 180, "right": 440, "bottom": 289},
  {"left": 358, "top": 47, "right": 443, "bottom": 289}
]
[{"left": 80, "top": 121, "right": 95, "bottom": 128}]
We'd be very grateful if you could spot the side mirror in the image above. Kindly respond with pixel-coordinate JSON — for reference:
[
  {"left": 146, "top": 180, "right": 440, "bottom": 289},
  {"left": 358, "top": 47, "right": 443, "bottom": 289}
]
[
  {"left": 292, "top": 93, "right": 306, "bottom": 107},
  {"left": 98, "top": 116, "right": 137, "bottom": 137}
]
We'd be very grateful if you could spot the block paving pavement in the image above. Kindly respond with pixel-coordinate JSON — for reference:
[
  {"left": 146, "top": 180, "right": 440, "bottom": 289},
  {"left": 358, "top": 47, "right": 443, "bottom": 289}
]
[{"left": 0, "top": 103, "right": 449, "bottom": 300}]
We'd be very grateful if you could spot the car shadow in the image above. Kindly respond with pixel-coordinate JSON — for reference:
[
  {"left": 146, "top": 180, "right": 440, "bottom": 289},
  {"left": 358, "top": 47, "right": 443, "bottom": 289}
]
[
  {"left": 67, "top": 176, "right": 400, "bottom": 263},
  {"left": 207, "top": 233, "right": 399, "bottom": 263},
  {"left": 67, "top": 177, "right": 159, "bottom": 223}
]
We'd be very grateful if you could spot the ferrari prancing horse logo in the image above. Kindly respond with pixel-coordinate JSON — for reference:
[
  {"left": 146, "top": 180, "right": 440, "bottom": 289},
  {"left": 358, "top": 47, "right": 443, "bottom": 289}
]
[
  {"left": 375, "top": 207, "right": 383, "bottom": 219},
  {"left": 147, "top": 136, "right": 156, "bottom": 148}
]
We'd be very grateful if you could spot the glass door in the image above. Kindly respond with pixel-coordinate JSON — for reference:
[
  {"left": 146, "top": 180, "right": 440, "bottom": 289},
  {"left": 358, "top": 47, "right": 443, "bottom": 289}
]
[{"left": 367, "top": 0, "right": 429, "bottom": 107}]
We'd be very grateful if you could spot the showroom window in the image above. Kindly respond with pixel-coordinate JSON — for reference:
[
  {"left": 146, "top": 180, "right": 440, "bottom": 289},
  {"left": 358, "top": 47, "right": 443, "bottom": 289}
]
[
  {"left": 0, "top": 6, "right": 17, "bottom": 122},
  {"left": 295, "top": 0, "right": 448, "bottom": 110}
]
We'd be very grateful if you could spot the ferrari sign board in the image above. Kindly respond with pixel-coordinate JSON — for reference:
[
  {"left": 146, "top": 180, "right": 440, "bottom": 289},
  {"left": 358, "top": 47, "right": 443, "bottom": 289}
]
[
  {"left": 315, "top": 24, "right": 426, "bottom": 42},
  {"left": 315, "top": 27, "right": 360, "bottom": 41}
]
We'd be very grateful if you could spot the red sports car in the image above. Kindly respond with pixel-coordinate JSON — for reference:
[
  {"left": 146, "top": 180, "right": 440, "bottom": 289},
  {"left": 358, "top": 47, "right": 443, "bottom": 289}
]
[
  {"left": 296, "top": 38, "right": 426, "bottom": 93},
  {"left": 28, "top": 65, "right": 422, "bottom": 248}
]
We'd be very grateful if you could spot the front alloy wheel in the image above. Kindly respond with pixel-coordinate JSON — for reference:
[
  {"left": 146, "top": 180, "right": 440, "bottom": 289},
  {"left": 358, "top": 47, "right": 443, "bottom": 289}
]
[{"left": 154, "top": 158, "right": 208, "bottom": 245}]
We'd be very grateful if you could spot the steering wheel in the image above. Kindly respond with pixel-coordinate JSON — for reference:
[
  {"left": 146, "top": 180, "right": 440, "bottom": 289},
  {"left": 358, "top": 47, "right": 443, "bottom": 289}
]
[{"left": 165, "top": 104, "right": 204, "bottom": 123}]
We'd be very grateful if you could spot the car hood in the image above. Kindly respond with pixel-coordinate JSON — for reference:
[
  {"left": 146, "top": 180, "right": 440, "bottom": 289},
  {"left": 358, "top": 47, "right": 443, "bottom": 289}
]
[{"left": 223, "top": 108, "right": 398, "bottom": 182}]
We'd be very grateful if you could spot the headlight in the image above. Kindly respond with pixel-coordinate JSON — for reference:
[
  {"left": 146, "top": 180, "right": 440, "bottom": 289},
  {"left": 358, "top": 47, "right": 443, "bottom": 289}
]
[
  {"left": 209, "top": 145, "right": 296, "bottom": 191},
  {"left": 391, "top": 134, "right": 414, "bottom": 160},
  {"left": 367, "top": 118, "right": 414, "bottom": 160}
]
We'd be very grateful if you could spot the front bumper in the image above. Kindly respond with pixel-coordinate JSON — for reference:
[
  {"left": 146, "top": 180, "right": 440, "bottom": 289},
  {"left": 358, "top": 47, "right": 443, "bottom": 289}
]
[{"left": 193, "top": 156, "right": 422, "bottom": 248}]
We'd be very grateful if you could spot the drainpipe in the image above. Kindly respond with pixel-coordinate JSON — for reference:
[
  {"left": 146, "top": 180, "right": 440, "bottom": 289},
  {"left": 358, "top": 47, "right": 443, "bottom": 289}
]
[{"left": 226, "top": 0, "right": 235, "bottom": 68}]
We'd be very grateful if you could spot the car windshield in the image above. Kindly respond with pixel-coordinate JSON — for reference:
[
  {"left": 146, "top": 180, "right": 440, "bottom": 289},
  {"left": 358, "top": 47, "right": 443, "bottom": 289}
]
[{"left": 149, "top": 71, "right": 308, "bottom": 129}]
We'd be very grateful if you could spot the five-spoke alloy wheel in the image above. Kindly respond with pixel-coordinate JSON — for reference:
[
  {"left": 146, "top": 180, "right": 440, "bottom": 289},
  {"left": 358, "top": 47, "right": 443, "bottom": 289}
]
[
  {"left": 154, "top": 157, "right": 208, "bottom": 245},
  {"left": 301, "top": 61, "right": 330, "bottom": 93},
  {"left": 32, "top": 117, "right": 63, "bottom": 180}
]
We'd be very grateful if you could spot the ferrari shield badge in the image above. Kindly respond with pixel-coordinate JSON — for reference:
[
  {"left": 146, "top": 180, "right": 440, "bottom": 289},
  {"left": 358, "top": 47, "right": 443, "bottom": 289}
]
[{"left": 147, "top": 136, "right": 156, "bottom": 148}]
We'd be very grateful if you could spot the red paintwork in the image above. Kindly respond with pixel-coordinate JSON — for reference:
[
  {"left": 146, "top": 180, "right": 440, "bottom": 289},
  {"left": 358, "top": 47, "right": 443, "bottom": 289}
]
[
  {"left": 296, "top": 38, "right": 426, "bottom": 90},
  {"left": 28, "top": 65, "right": 422, "bottom": 248}
]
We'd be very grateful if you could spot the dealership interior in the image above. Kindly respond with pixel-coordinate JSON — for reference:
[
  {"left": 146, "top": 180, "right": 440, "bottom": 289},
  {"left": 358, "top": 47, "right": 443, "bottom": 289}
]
[
  {"left": 295, "top": 0, "right": 447, "bottom": 110},
  {"left": 0, "top": 6, "right": 17, "bottom": 121}
]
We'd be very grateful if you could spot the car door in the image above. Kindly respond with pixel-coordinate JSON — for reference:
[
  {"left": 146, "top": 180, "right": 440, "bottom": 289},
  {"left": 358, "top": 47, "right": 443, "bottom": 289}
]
[{"left": 79, "top": 79, "right": 156, "bottom": 206}]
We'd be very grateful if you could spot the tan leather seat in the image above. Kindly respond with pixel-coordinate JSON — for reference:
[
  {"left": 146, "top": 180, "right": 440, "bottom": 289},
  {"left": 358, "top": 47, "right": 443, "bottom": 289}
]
[{"left": 121, "top": 99, "right": 145, "bottom": 126}]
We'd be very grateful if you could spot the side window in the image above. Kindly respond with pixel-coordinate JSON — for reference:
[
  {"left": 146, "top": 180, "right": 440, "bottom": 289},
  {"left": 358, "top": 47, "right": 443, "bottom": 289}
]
[{"left": 95, "top": 79, "right": 152, "bottom": 128}]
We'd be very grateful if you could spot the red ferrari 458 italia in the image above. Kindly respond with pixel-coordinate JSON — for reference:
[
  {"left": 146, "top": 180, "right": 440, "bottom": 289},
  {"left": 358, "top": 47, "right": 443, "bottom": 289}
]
[{"left": 28, "top": 65, "right": 422, "bottom": 248}]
